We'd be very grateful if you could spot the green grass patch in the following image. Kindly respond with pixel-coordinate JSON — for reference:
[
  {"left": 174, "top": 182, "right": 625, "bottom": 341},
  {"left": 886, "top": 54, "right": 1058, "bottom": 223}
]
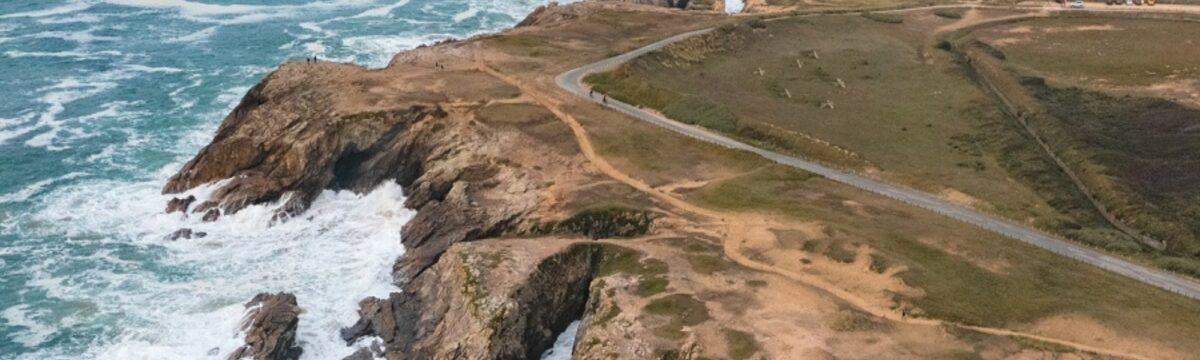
[
  {"left": 1155, "top": 257, "right": 1200, "bottom": 278},
  {"left": 1021, "top": 77, "right": 1200, "bottom": 259},
  {"left": 585, "top": 69, "right": 739, "bottom": 133},
  {"left": 475, "top": 103, "right": 577, "bottom": 154},
  {"left": 723, "top": 329, "right": 762, "bottom": 360},
  {"left": 685, "top": 254, "right": 729, "bottom": 274},
  {"left": 555, "top": 206, "right": 653, "bottom": 239},
  {"left": 861, "top": 12, "right": 904, "bottom": 24},
  {"left": 1011, "top": 336, "right": 1075, "bottom": 353},
  {"left": 933, "top": 8, "right": 967, "bottom": 19},
  {"left": 644, "top": 293, "right": 710, "bottom": 339},
  {"left": 595, "top": 245, "right": 671, "bottom": 297},
  {"left": 690, "top": 165, "right": 822, "bottom": 215},
  {"left": 829, "top": 310, "right": 885, "bottom": 332}
]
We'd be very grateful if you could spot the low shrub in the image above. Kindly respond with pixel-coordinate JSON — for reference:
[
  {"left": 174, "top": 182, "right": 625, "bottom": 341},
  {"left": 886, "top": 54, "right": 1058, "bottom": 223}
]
[{"left": 861, "top": 12, "right": 904, "bottom": 24}]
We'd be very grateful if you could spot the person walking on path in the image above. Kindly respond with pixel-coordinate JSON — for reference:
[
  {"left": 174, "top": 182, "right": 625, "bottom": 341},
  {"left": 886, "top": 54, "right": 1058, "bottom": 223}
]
[
  {"left": 602, "top": 95, "right": 608, "bottom": 104},
  {"left": 589, "top": 89, "right": 594, "bottom": 98}
]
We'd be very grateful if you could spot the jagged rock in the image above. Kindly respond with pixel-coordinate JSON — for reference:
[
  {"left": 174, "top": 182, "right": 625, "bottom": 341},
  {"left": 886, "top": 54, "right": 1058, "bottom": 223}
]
[
  {"left": 194, "top": 200, "right": 219, "bottom": 214},
  {"left": 341, "top": 348, "right": 374, "bottom": 360},
  {"left": 165, "top": 228, "right": 191, "bottom": 241},
  {"left": 165, "top": 228, "right": 195, "bottom": 241},
  {"left": 343, "top": 240, "right": 597, "bottom": 360},
  {"left": 202, "top": 209, "right": 221, "bottom": 222},
  {"left": 613, "top": 0, "right": 693, "bottom": 9},
  {"left": 228, "top": 293, "right": 303, "bottom": 360},
  {"left": 164, "top": 229, "right": 207, "bottom": 241},
  {"left": 518, "top": 2, "right": 584, "bottom": 27},
  {"left": 166, "top": 195, "right": 196, "bottom": 214},
  {"left": 161, "top": 59, "right": 561, "bottom": 281}
]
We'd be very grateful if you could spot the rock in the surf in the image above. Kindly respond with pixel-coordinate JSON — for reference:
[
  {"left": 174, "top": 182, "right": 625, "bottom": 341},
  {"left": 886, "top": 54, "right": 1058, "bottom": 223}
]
[
  {"left": 228, "top": 293, "right": 303, "bottom": 360},
  {"left": 165, "top": 228, "right": 194, "bottom": 241},
  {"left": 165, "top": 195, "right": 196, "bottom": 214}
]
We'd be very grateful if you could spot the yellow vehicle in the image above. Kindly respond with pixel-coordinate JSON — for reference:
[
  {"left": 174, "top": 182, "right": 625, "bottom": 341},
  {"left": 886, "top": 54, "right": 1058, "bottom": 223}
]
[{"left": 1146, "top": 0, "right": 1155, "bottom": 5}]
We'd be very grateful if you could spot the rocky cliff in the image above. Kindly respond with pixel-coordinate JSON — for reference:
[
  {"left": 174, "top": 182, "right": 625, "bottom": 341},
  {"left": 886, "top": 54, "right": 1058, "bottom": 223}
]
[
  {"left": 161, "top": 56, "right": 592, "bottom": 280},
  {"left": 342, "top": 240, "right": 599, "bottom": 360}
]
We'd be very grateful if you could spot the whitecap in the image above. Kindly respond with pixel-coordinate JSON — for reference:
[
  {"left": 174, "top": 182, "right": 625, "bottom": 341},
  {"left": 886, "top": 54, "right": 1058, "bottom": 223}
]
[
  {"left": 0, "top": 113, "right": 38, "bottom": 144},
  {"left": 0, "top": 2, "right": 94, "bottom": 19},
  {"left": 1, "top": 305, "right": 58, "bottom": 347},
  {"left": 36, "top": 13, "right": 106, "bottom": 25},
  {"left": 3, "top": 50, "right": 122, "bottom": 59},
  {"left": 354, "top": 0, "right": 411, "bottom": 18},
  {"left": 167, "top": 25, "right": 219, "bottom": 43},
  {"left": 0, "top": 173, "right": 88, "bottom": 204},
  {"left": 17, "top": 77, "right": 119, "bottom": 150},
  {"left": 103, "top": 0, "right": 381, "bottom": 24},
  {"left": 21, "top": 175, "right": 413, "bottom": 359},
  {"left": 122, "top": 64, "right": 185, "bottom": 74},
  {"left": 453, "top": 6, "right": 480, "bottom": 23},
  {"left": 29, "top": 28, "right": 121, "bottom": 43},
  {"left": 342, "top": 34, "right": 449, "bottom": 68},
  {"left": 103, "top": 0, "right": 263, "bottom": 16}
]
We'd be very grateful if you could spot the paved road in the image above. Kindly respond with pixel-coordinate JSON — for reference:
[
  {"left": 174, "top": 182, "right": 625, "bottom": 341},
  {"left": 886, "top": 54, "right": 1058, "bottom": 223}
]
[{"left": 555, "top": 25, "right": 1200, "bottom": 301}]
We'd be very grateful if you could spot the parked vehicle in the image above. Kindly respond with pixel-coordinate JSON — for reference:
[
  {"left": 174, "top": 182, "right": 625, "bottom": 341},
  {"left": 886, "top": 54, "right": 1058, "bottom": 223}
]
[{"left": 1071, "top": 0, "right": 1086, "bottom": 7}]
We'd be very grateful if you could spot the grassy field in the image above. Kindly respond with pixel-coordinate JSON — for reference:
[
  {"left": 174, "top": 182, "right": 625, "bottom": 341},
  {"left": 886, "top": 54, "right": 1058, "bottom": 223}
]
[
  {"left": 585, "top": 13, "right": 1149, "bottom": 257},
  {"left": 476, "top": 4, "right": 1200, "bottom": 356},
  {"left": 964, "top": 16, "right": 1200, "bottom": 274},
  {"left": 971, "top": 17, "right": 1200, "bottom": 88},
  {"left": 685, "top": 163, "right": 1200, "bottom": 352}
]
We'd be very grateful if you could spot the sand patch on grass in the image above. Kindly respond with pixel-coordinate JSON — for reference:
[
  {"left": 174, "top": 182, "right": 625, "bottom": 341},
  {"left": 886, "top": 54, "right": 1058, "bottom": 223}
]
[{"left": 1029, "top": 313, "right": 1185, "bottom": 360}]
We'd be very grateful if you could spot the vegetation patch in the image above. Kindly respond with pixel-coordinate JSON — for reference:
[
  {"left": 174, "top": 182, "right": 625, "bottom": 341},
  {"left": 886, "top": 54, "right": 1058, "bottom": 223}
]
[
  {"left": 644, "top": 293, "right": 710, "bottom": 339},
  {"left": 555, "top": 206, "right": 654, "bottom": 239},
  {"left": 1024, "top": 78, "right": 1200, "bottom": 258},
  {"left": 690, "top": 165, "right": 822, "bottom": 215},
  {"left": 1011, "top": 336, "right": 1075, "bottom": 353},
  {"left": 585, "top": 69, "right": 739, "bottom": 133},
  {"left": 685, "top": 254, "right": 729, "bottom": 274},
  {"left": 829, "top": 310, "right": 886, "bottom": 332},
  {"left": 475, "top": 103, "right": 577, "bottom": 154},
  {"left": 861, "top": 12, "right": 904, "bottom": 24},
  {"left": 723, "top": 329, "right": 762, "bottom": 360},
  {"left": 595, "top": 245, "right": 671, "bottom": 297},
  {"left": 1155, "top": 257, "right": 1200, "bottom": 278},
  {"left": 933, "top": 8, "right": 967, "bottom": 19}
]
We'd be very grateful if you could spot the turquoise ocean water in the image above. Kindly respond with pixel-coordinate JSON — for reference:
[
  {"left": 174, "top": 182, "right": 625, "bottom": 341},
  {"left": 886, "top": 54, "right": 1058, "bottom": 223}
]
[{"left": 0, "top": 1, "right": 560, "bottom": 358}]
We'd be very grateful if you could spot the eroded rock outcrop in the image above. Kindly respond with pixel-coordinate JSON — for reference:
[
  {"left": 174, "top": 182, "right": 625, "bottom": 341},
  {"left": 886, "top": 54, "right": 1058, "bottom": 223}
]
[
  {"left": 160, "top": 58, "right": 592, "bottom": 280},
  {"left": 342, "top": 239, "right": 598, "bottom": 360},
  {"left": 228, "top": 293, "right": 303, "bottom": 360}
]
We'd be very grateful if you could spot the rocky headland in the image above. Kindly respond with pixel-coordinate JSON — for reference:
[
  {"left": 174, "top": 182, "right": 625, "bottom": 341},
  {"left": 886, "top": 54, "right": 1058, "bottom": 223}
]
[{"left": 169, "top": 1, "right": 1138, "bottom": 359}]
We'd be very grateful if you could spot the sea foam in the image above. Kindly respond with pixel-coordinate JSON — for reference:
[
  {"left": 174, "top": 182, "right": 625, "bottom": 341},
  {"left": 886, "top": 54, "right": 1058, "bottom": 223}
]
[{"left": 17, "top": 176, "right": 412, "bottom": 359}]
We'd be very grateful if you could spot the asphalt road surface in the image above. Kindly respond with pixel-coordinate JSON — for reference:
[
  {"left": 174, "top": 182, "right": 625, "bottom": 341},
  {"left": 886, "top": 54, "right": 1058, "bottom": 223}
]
[{"left": 555, "top": 26, "right": 1200, "bottom": 301}]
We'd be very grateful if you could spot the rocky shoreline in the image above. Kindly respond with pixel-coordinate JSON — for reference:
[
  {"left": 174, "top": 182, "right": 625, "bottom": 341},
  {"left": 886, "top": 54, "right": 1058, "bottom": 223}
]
[
  {"left": 164, "top": 3, "right": 677, "bottom": 359},
  {"left": 165, "top": 1, "right": 1134, "bottom": 359}
]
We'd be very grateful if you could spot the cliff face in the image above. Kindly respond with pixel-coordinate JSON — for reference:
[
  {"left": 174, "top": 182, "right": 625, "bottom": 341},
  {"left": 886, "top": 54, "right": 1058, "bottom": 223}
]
[
  {"left": 343, "top": 240, "right": 599, "bottom": 360},
  {"left": 162, "top": 56, "right": 595, "bottom": 280}
]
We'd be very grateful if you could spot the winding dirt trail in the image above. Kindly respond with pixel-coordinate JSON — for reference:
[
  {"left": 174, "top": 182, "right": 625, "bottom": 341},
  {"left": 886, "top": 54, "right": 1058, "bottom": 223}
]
[{"left": 472, "top": 36, "right": 1154, "bottom": 359}]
